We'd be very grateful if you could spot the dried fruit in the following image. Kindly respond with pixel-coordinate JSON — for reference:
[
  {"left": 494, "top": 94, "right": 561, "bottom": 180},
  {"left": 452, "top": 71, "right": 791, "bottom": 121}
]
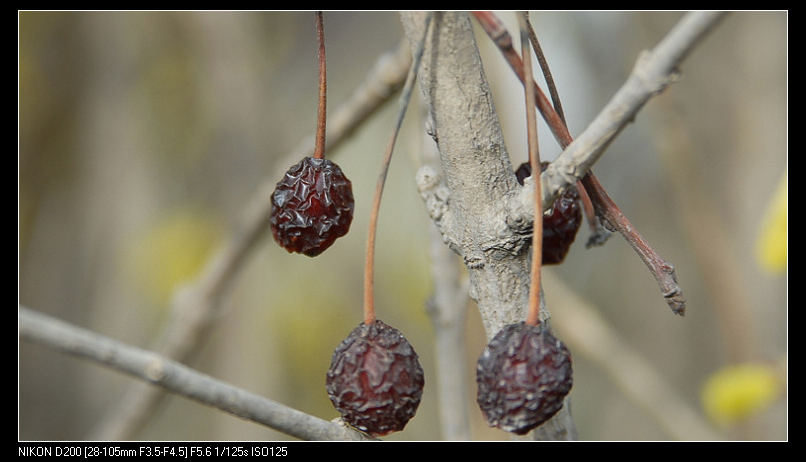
[
  {"left": 476, "top": 322, "right": 573, "bottom": 435},
  {"left": 326, "top": 320, "right": 424, "bottom": 437},
  {"left": 516, "top": 161, "right": 582, "bottom": 265},
  {"left": 270, "top": 156, "right": 354, "bottom": 257}
]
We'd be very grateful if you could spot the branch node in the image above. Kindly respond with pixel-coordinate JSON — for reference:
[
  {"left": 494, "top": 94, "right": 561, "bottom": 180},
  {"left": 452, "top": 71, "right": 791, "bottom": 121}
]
[
  {"left": 416, "top": 165, "right": 452, "bottom": 223},
  {"left": 145, "top": 358, "right": 167, "bottom": 382},
  {"left": 633, "top": 50, "right": 679, "bottom": 97}
]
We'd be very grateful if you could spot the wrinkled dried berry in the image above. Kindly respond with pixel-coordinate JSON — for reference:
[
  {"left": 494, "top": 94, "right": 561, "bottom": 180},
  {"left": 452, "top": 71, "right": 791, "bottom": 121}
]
[
  {"left": 516, "top": 161, "right": 582, "bottom": 265},
  {"left": 326, "top": 320, "right": 424, "bottom": 437},
  {"left": 270, "top": 157, "right": 354, "bottom": 257},
  {"left": 476, "top": 322, "right": 573, "bottom": 435}
]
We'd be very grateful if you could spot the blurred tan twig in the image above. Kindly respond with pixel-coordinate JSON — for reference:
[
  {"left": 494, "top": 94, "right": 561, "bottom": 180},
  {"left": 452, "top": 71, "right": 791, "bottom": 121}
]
[
  {"left": 543, "top": 272, "right": 724, "bottom": 441},
  {"left": 19, "top": 306, "right": 373, "bottom": 441}
]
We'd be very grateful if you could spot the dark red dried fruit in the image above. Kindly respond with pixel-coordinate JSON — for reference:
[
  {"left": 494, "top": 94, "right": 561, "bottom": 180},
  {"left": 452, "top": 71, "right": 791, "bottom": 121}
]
[
  {"left": 476, "top": 322, "right": 573, "bottom": 435},
  {"left": 270, "top": 157, "right": 354, "bottom": 257},
  {"left": 515, "top": 161, "right": 582, "bottom": 265},
  {"left": 326, "top": 320, "right": 424, "bottom": 437}
]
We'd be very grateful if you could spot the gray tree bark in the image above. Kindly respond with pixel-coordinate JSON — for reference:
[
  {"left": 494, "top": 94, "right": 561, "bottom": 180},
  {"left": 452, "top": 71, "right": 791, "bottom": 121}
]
[{"left": 400, "top": 11, "right": 575, "bottom": 440}]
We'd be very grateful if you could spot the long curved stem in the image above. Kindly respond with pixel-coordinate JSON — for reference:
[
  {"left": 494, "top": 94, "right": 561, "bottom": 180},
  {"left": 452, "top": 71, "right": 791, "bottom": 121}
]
[
  {"left": 363, "top": 13, "right": 432, "bottom": 325},
  {"left": 520, "top": 13, "right": 543, "bottom": 327},
  {"left": 313, "top": 11, "right": 327, "bottom": 160}
]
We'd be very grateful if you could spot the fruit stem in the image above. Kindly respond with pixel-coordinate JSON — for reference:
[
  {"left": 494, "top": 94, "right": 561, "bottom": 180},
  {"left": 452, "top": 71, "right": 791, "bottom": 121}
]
[
  {"left": 519, "top": 13, "right": 543, "bottom": 327},
  {"left": 523, "top": 12, "right": 565, "bottom": 128},
  {"left": 363, "top": 13, "right": 433, "bottom": 325},
  {"left": 471, "top": 11, "right": 572, "bottom": 149},
  {"left": 523, "top": 12, "right": 608, "bottom": 244},
  {"left": 313, "top": 11, "right": 327, "bottom": 160}
]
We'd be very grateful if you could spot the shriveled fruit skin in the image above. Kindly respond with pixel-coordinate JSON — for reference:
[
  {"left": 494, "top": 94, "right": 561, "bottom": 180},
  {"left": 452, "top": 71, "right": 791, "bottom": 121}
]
[
  {"left": 515, "top": 161, "right": 582, "bottom": 265},
  {"left": 476, "top": 322, "right": 573, "bottom": 435},
  {"left": 270, "top": 157, "right": 354, "bottom": 257},
  {"left": 326, "top": 320, "right": 424, "bottom": 437}
]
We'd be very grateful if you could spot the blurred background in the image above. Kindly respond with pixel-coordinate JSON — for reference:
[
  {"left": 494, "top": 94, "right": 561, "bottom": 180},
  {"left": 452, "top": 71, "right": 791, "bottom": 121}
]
[{"left": 19, "top": 11, "right": 786, "bottom": 441}]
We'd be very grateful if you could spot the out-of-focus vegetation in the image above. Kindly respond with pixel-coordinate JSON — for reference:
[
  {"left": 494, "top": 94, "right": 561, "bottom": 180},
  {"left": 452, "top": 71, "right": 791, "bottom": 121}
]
[{"left": 19, "top": 11, "right": 786, "bottom": 441}]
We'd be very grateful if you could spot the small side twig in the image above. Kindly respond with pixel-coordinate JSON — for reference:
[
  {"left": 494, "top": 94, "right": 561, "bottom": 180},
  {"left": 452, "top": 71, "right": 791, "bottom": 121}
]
[{"left": 581, "top": 172, "right": 686, "bottom": 314}]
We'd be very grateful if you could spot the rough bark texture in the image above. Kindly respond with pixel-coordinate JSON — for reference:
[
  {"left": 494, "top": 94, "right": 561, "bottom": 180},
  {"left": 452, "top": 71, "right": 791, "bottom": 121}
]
[
  {"left": 400, "top": 12, "right": 575, "bottom": 440},
  {"left": 401, "top": 12, "right": 535, "bottom": 336}
]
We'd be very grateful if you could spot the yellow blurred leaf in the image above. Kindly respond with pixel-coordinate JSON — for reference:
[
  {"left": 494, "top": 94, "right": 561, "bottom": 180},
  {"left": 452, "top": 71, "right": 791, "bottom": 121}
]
[
  {"left": 700, "top": 363, "right": 782, "bottom": 427},
  {"left": 756, "top": 172, "right": 787, "bottom": 273},
  {"left": 126, "top": 208, "right": 223, "bottom": 306}
]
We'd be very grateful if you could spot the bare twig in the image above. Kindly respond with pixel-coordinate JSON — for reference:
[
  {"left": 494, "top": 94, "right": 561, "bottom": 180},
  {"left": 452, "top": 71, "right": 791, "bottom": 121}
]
[
  {"left": 424, "top": 212, "right": 472, "bottom": 440},
  {"left": 471, "top": 11, "right": 571, "bottom": 149},
  {"left": 581, "top": 173, "right": 686, "bottom": 314},
  {"left": 548, "top": 11, "right": 729, "bottom": 315},
  {"left": 480, "top": 11, "right": 728, "bottom": 315},
  {"left": 19, "top": 306, "right": 373, "bottom": 441},
  {"left": 542, "top": 11, "right": 730, "bottom": 189},
  {"left": 90, "top": 41, "right": 413, "bottom": 440}
]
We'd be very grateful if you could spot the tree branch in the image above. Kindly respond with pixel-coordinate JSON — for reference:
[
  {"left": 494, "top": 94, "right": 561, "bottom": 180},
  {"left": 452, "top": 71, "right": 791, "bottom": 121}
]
[
  {"left": 504, "top": 11, "right": 728, "bottom": 315},
  {"left": 401, "top": 11, "right": 575, "bottom": 440},
  {"left": 19, "top": 306, "right": 372, "bottom": 441},
  {"left": 402, "top": 11, "right": 534, "bottom": 335},
  {"left": 418, "top": 108, "right": 473, "bottom": 441},
  {"left": 403, "top": 10, "right": 727, "bottom": 439},
  {"left": 540, "top": 11, "right": 729, "bottom": 200}
]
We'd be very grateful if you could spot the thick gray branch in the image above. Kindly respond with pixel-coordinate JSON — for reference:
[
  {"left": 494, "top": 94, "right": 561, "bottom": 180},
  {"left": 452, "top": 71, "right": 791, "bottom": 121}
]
[
  {"left": 402, "top": 12, "right": 536, "bottom": 337},
  {"left": 401, "top": 11, "right": 574, "bottom": 440},
  {"left": 19, "top": 306, "right": 372, "bottom": 441}
]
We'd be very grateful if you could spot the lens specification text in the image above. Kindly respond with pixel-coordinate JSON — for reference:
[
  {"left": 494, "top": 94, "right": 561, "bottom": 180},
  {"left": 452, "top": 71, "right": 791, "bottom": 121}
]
[{"left": 19, "top": 445, "right": 289, "bottom": 458}]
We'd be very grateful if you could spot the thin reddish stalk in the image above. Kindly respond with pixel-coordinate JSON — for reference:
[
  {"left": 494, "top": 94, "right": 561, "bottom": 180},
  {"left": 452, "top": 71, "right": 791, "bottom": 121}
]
[
  {"left": 520, "top": 14, "right": 543, "bottom": 327},
  {"left": 313, "top": 11, "right": 327, "bottom": 160},
  {"left": 471, "top": 11, "right": 573, "bottom": 148},
  {"left": 364, "top": 13, "right": 433, "bottom": 325},
  {"left": 472, "top": 12, "right": 598, "bottom": 229},
  {"left": 581, "top": 173, "right": 686, "bottom": 315},
  {"left": 522, "top": 14, "right": 601, "bottom": 238}
]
